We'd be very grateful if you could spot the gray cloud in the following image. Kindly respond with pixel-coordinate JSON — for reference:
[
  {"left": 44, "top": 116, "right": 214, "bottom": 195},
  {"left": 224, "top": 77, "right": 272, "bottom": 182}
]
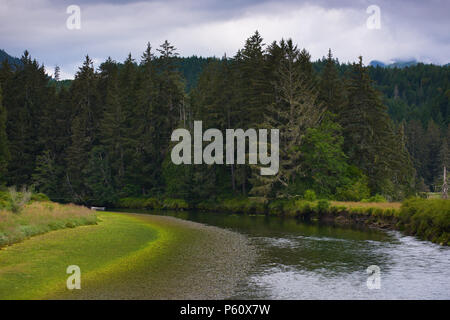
[{"left": 0, "top": 0, "right": 448, "bottom": 79}]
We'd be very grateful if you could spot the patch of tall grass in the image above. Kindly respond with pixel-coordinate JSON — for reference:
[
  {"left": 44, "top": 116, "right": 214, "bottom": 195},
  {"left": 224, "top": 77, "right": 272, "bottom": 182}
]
[
  {"left": 397, "top": 198, "right": 449, "bottom": 245},
  {"left": 0, "top": 202, "right": 97, "bottom": 247},
  {"left": 7, "top": 186, "right": 32, "bottom": 213}
]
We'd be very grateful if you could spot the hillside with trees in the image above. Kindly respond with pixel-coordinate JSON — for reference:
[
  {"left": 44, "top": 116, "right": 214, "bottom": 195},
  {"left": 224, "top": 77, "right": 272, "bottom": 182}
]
[{"left": 0, "top": 32, "right": 448, "bottom": 205}]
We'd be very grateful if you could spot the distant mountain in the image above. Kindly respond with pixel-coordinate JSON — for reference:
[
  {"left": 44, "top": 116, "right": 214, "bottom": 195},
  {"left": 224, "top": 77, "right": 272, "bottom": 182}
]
[
  {"left": 369, "top": 59, "right": 418, "bottom": 69},
  {"left": 389, "top": 60, "right": 418, "bottom": 68},
  {"left": 0, "top": 49, "right": 22, "bottom": 68},
  {"left": 369, "top": 60, "right": 386, "bottom": 67}
]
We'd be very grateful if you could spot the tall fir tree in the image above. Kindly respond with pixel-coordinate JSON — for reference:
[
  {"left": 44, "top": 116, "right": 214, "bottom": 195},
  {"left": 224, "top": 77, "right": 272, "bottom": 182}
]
[
  {"left": 318, "top": 49, "right": 347, "bottom": 116},
  {"left": 424, "top": 119, "right": 442, "bottom": 189},
  {"left": 100, "top": 61, "right": 128, "bottom": 191},
  {"left": 5, "top": 51, "right": 50, "bottom": 186},
  {"left": 341, "top": 57, "right": 414, "bottom": 196},
  {"left": 0, "top": 86, "right": 9, "bottom": 183},
  {"left": 131, "top": 43, "right": 160, "bottom": 195},
  {"left": 66, "top": 55, "right": 100, "bottom": 202}
]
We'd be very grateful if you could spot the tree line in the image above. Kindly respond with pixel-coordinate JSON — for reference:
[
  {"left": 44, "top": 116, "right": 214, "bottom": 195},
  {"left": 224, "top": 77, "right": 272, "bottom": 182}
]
[{"left": 0, "top": 31, "right": 448, "bottom": 205}]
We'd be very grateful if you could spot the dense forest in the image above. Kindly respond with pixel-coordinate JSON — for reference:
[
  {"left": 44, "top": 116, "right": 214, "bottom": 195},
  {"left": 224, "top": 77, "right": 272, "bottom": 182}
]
[{"left": 0, "top": 31, "right": 449, "bottom": 206}]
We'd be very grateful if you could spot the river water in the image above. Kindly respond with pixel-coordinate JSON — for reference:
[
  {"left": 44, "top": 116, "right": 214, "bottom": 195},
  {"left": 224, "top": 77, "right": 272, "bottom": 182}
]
[{"left": 124, "top": 210, "right": 450, "bottom": 299}]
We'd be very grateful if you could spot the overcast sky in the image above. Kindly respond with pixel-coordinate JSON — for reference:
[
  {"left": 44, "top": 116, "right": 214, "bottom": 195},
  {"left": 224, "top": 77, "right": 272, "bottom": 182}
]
[{"left": 0, "top": 0, "right": 448, "bottom": 79}]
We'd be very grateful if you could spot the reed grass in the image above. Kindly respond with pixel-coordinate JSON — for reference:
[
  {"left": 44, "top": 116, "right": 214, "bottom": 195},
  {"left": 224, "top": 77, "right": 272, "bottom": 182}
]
[{"left": 0, "top": 201, "right": 97, "bottom": 247}]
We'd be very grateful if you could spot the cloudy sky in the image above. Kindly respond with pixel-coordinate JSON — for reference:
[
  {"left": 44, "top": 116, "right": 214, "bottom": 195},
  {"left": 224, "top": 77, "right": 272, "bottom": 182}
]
[{"left": 0, "top": 0, "right": 448, "bottom": 79}]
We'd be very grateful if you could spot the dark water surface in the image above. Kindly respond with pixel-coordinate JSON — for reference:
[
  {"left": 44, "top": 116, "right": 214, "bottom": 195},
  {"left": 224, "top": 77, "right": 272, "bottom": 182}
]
[{"left": 117, "top": 209, "right": 450, "bottom": 299}]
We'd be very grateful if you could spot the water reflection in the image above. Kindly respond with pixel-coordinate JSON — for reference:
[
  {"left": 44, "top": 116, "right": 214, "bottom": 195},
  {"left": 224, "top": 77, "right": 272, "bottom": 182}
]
[{"left": 115, "top": 209, "right": 450, "bottom": 299}]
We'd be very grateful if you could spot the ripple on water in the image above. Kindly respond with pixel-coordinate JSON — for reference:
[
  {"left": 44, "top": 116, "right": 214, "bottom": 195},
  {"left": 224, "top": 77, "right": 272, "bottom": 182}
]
[{"left": 233, "top": 230, "right": 450, "bottom": 299}]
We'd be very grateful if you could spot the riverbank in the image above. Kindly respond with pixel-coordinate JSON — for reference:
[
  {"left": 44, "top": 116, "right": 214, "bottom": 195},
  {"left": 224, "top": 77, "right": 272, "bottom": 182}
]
[
  {"left": 0, "top": 211, "right": 255, "bottom": 299},
  {"left": 115, "top": 196, "right": 449, "bottom": 245}
]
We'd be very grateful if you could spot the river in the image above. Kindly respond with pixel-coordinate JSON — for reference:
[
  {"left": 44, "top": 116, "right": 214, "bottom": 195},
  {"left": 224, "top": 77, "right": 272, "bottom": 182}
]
[{"left": 118, "top": 210, "right": 450, "bottom": 299}]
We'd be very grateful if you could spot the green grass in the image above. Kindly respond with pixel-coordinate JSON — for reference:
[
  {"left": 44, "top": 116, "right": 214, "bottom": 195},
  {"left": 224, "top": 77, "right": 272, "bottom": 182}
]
[
  {"left": 0, "top": 210, "right": 232, "bottom": 299},
  {"left": 0, "top": 212, "right": 166, "bottom": 299}
]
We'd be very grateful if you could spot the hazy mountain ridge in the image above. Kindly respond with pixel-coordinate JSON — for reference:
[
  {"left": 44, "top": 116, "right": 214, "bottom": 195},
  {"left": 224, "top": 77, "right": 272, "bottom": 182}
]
[
  {"left": 369, "top": 59, "right": 450, "bottom": 68},
  {"left": 0, "top": 49, "right": 22, "bottom": 68},
  {"left": 369, "top": 59, "right": 419, "bottom": 68}
]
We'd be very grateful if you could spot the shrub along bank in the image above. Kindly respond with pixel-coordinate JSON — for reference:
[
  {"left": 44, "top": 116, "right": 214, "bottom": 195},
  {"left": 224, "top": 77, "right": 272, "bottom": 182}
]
[{"left": 115, "top": 197, "right": 189, "bottom": 210}]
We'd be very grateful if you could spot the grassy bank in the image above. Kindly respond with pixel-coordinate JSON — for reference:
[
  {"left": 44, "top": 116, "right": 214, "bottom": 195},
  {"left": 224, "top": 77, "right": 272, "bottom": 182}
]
[
  {"left": 115, "top": 196, "right": 449, "bottom": 245},
  {"left": 0, "top": 211, "right": 254, "bottom": 299},
  {"left": 0, "top": 212, "right": 158, "bottom": 299},
  {"left": 397, "top": 198, "right": 449, "bottom": 245},
  {"left": 0, "top": 201, "right": 97, "bottom": 247}
]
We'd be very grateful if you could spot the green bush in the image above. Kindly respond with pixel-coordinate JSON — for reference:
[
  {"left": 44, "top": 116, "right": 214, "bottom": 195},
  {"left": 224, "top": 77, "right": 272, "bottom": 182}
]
[
  {"left": 336, "top": 176, "right": 370, "bottom": 201},
  {"left": 304, "top": 190, "right": 317, "bottom": 201},
  {"left": 316, "top": 199, "right": 330, "bottom": 212},
  {"left": 116, "top": 197, "right": 163, "bottom": 209},
  {"left": 267, "top": 199, "right": 288, "bottom": 215},
  {"left": 31, "top": 193, "right": 50, "bottom": 202},
  {"left": 294, "top": 200, "right": 314, "bottom": 216},
  {"left": 0, "top": 191, "right": 9, "bottom": 209},
  {"left": 243, "top": 199, "right": 266, "bottom": 214},
  {"left": 361, "top": 194, "right": 387, "bottom": 203},
  {"left": 196, "top": 200, "right": 218, "bottom": 211},
  {"left": 162, "top": 198, "right": 189, "bottom": 210},
  {"left": 116, "top": 197, "right": 147, "bottom": 209},
  {"left": 144, "top": 198, "right": 162, "bottom": 209},
  {"left": 213, "top": 197, "right": 267, "bottom": 214}
]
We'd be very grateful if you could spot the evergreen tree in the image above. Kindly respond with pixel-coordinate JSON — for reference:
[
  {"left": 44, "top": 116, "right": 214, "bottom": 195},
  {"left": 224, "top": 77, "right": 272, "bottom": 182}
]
[
  {"left": 341, "top": 57, "right": 414, "bottom": 196},
  {"left": 424, "top": 119, "right": 442, "bottom": 189},
  {"left": 298, "top": 48, "right": 316, "bottom": 85},
  {"left": 84, "top": 146, "right": 117, "bottom": 206},
  {"left": 130, "top": 43, "right": 160, "bottom": 195},
  {"left": 318, "top": 49, "right": 346, "bottom": 116},
  {"left": 405, "top": 119, "right": 426, "bottom": 177},
  {"left": 235, "top": 31, "right": 269, "bottom": 128},
  {"left": 32, "top": 150, "right": 59, "bottom": 199},
  {"left": 100, "top": 62, "right": 128, "bottom": 190},
  {"left": 66, "top": 55, "right": 100, "bottom": 202},
  {"left": 54, "top": 65, "right": 60, "bottom": 81},
  {"left": 5, "top": 51, "right": 50, "bottom": 186},
  {"left": 155, "top": 40, "right": 186, "bottom": 191},
  {"left": 0, "top": 86, "right": 9, "bottom": 182}
]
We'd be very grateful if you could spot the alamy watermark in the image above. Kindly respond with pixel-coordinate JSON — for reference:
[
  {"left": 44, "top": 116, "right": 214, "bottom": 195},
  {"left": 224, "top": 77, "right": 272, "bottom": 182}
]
[
  {"left": 66, "top": 265, "right": 81, "bottom": 290},
  {"left": 366, "top": 5, "right": 381, "bottom": 30},
  {"left": 170, "top": 121, "right": 279, "bottom": 175},
  {"left": 366, "top": 265, "right": 381, "bottom": 289},
  {"left": 66, "top": 5, "right": 81, "bottom": 30}
]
